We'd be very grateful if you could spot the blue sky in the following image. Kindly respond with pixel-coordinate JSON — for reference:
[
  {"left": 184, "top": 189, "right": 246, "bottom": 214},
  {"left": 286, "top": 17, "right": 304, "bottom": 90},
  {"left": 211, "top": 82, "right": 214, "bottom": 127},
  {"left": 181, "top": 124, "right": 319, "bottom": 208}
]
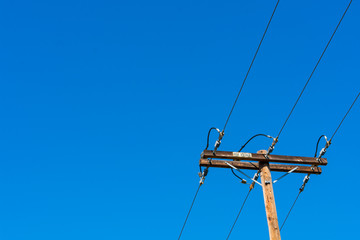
[{"left": 0, "top": 0, "right": 359, "bottom": 239}]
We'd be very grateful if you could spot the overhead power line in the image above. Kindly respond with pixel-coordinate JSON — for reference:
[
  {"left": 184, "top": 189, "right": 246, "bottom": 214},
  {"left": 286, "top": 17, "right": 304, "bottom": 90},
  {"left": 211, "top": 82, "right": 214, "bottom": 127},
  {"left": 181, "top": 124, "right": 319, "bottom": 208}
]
[
  {"left": 281, "top": 91, "right": 359, "bottom": 231},
  {"left": 275, "top": 0, "right": 353, "bottom": 140},
  {"left": 177, "top": 184, "right": 202, "bottom": 240},
  {"left": 222, "top": 0, "right": 280, "bottom": 133},
  {"left": 238, "top": 133, "right": 274, "bottom": 152},
  {"left": 225, "top": 189, "right": 252, "bottom": 240},
  {"left": 280, "top": 191, "right": 301, "bottom": 231},
  {"left": 313, "top": 91, "right": 360, "bottom": 161},
  {"left": 330, "top": 91, "right": 360, "bottom": 142},
  {"left": 183, "top": 1, "right": 356, "bottom": 238},
  {"left": 226, "top": 171, "right": 260, "bottom": 240},
  {"left": 314, "top": 135, "right": 326, "bottom": 157},
  {"left": 279, "top": 134, "right": 322, "bottom": 231}
]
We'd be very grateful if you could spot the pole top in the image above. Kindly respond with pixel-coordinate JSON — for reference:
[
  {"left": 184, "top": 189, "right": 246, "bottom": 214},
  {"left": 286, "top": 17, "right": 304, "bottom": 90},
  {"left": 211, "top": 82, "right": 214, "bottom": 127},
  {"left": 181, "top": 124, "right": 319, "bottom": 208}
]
[{"left": 257, "top": 150, "right": 268, "bottom": 154}]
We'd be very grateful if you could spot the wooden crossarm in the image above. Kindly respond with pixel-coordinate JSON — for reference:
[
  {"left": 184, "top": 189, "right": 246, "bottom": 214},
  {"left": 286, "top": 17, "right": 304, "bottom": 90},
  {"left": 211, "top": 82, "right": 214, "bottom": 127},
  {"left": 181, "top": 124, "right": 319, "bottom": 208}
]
[
  {"left": 201, "top": 150, "right": 327, "bottom": 166},
  {"left": 199, "top": 159, "right": 322, "bottom": 174}
]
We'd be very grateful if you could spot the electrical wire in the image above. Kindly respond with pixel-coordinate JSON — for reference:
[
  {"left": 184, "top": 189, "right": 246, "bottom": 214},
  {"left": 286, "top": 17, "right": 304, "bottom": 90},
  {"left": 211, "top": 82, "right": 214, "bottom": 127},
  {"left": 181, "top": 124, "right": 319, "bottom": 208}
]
[
  {"left": 280, "top": 133, "right": 325, "bottom": 231},
  {"left": 280, "top": 191, "right": 301, "bottom": 231},
  {"left": 222, "top": 0, "right": 280, "bottom": 132},
  {"left": 281, "top": 91, "right": 359, "bottom": 232},
  {"left": 205, "top": 127, "right": 221, "bottom": 150},
  {"left": 231, "top": 168, "right": 246, "bottom": 183},
  {"left": 229, "top": 133, "right": 272, "bottom": 192},
  {"left": 193, "top": 1, "right": 354, "bottom": 237},
  {"left": 314, "top": 135, "right": 326, "bottom": 157},
  {"left": 226, "top": 133, "right": 266, "bottom": 239},
  {"left": 275, "top": 0, "right": 353, "bottom": 139},
  {"left": 238, "top": 133, "right": 273, "bottom": 152},
  {"left": 313, "top": 91, "right": 359, "bottom": 161},
  {"left": 231, "top": 133, "right": 272, "bottom": 180},
  {"left": 225, "top": 189, "right": 252, "bottom": 240},
  {"left": 330, "top": 91, "right": 360, "bottom": 142},
  {"left": 177, "top": 184, "right": 202, "bottom": 240}
]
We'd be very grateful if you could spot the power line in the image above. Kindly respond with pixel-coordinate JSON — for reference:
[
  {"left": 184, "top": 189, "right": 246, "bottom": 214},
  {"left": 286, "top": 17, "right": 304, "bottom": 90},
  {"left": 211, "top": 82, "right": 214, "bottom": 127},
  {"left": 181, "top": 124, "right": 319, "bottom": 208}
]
[
  {"left": 222, "top": 0, "right": 280, "bottom": 132},
  {"left": 280, "top": 191, "right": 301, "bottom": 231},
  {"left": 280, "top": 135, "right": 326, "bottom": 232},
  {"left": 281, "top": 91, "right": 360, "bottom": 231},
  {"left": 275, "top": 0, "right": 353, "bottom": 139},
  {"left": 314, "top": 135, "right": 326, "bottom": 157},
  {"left": 226, "top": 170, "right": 260, "bottom": 240},
  {"left": 205, "top": 127, "right": 221, "bottom": 150},
  {"left": 280, "top": 166, "right": 311, "bottom": 231},
  {"left": 177, "top": 184, "right": 202, "bottom": 240},
  {"left": 225, "top": 134, "right": 269, "bottom": 239},
  {"left": 330, "top": 91, "right": 360, "bottom": 142},
  {"left": 187, "top": 1, "right": 355, "bottom": 237},
  {"left": 225, "top": 189, "right": 252, "bottom": 240},
  {"left": 238, "top": 133, "right": 274, "bottom": 152},
  {"left": 281, "top": 92, "right": 359, "bottom": 230},
  {"left": 279, "top": 135, "right": 319, "bottom": 232},
  {"left": 314, "top": 91, "right": 360, "bottom": 160},
  {"left": 230, "top": 168, "right": 247, "bottom": 183}
]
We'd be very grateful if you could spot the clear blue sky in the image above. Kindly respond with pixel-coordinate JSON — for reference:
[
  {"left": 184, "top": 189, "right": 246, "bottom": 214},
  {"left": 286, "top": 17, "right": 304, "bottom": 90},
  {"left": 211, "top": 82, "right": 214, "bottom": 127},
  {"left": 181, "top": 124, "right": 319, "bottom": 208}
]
[{"left": 0, "top": 0, "right": 359, "bottom": 239}]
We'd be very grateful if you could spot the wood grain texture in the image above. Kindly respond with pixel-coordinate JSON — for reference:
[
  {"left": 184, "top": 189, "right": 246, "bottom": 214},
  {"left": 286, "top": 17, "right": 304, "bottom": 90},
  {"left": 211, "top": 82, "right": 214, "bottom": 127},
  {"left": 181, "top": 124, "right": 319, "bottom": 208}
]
[
  {"left": 199, "top": 159, "right": 322, "bottom": 174},
  {"left": 260, "top": 162, "right": 281, "bottom": 240},
  {"left": 201, "top": 150, "right": 327, "bottom": 165}
]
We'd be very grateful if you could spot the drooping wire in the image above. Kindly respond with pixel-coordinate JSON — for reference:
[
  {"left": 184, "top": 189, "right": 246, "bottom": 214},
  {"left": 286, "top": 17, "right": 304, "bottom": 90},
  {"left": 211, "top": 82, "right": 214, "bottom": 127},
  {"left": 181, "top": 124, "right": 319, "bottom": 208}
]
[
  {"left": 230, "top": 168, "right": 247, "bottom": 183},
  {"left": 205, "top": 127, "right": 221, "bottom": 150},
  {"left": 177, "top": 184, "right": 202, "bottom": 240},
  {"left": 226, "top": 133, "right": 264, "bottom": 239},
  {"left": 238, "top": 133, "right": 274, "bottom": 152},
  {"left": 275, "top": 0, "right": 353, "bottom": 140},
  {"left": 229, "top": 133, "right": 272, "bottom": 182},
  {"left": 314, "top": 135, "right": 326, "bottom": 157},
  {"left": 222, "top": 0, "right": 280, "bottom": 133},
  {"left": 330, "top": 91, "right": 360, "bottom": 142}
]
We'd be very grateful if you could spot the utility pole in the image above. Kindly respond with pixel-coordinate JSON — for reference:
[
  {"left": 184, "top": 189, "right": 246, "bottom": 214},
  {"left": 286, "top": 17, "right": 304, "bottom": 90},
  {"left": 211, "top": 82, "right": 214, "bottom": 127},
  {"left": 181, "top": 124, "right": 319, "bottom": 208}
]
[{"left": 200, "top": 149, "right": 327, "bottom": 240}]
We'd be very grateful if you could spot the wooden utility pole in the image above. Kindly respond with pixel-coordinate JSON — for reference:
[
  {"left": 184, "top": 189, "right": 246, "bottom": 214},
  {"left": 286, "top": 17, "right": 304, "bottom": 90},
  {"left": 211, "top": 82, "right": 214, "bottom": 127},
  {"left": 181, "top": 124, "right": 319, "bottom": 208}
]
[
  {"left": 199, "top": 149, "right": 326, "bottom": 240},
  {"left": 259, "top": 161, "right": 281, "bottom": 240}
]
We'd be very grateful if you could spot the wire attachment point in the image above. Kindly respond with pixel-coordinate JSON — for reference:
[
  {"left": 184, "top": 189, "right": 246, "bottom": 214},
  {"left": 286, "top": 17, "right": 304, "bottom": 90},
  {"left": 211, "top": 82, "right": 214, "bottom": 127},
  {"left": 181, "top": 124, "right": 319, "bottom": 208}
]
[
  {"left": 249, "top": 171, "right": 260, "bottom": 190},
  {"left": 205, "top": 127, "right": 221, "bottom": 150},
  {"left": 265, "top": 137, "right": 278, "bottom": 158},
  {"left": 198, "top": 167, "right": 209, "bottom": 185},
  {"left": 213, "top": 130, "right": 224, "bottom": 155},
  {"left": 299, "top": 174, "right": 310, "bottom": 192},
  {"left": 316, "top": 136, "right": 331, "bottom": 162}
]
